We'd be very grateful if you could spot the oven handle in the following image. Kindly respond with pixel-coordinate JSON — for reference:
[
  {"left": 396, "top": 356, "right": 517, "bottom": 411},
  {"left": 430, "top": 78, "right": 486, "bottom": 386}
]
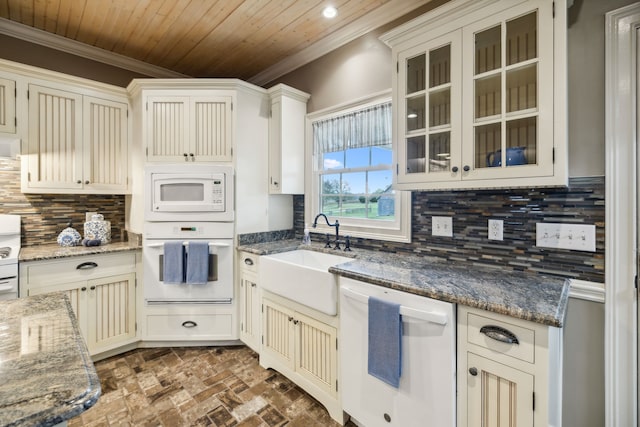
[
  {"left": 146, "top": 242, "right": 231, "bottom": 249},
  {"left": 0, "top": 283, "right": 15, "bottom": 292}
]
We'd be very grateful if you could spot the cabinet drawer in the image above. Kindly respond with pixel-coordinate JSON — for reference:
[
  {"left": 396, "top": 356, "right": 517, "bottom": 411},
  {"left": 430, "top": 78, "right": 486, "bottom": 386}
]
[
  {"left": 240, "top": 252, "right": 259, "bottom": 273},
  {"left": 145, "top": 313, "right": 233, "bottom": 340},
  {"left": 466, "top": 311, "right": 535, "bottom": 363},
  {"left": 22, "top": 252, "right": 136, "bottom": 286}
]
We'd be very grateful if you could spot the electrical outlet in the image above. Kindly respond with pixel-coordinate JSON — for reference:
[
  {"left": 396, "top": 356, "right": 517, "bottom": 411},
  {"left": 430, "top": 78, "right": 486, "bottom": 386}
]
[
  {"left": 488, "top": 219, "right": 503, "bottom": 241},
  {"left": 432, "top": 216, "right": 453, "bottom": 237},
  {"left": 536, "top": 223, "right": 596, "bottom": 252}
]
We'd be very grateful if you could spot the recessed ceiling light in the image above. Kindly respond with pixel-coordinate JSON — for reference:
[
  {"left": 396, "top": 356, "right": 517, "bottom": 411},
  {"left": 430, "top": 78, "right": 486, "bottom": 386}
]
[{"left": 323, "top": 6, "right": 337, "bottom": 19}]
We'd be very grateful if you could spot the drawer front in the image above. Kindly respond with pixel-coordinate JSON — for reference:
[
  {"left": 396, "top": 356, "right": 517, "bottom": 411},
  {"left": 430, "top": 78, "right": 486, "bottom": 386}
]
[
  {"left": 466, "top": 311, "right": 535, "bottom": 363},
  {"left": 22, "top": 252, "right": 136, "bottom": 285},
  {"left": 145, "top": 313, "right": 234, "bottom": 340},
  {"left": 240, "top": 252, "right": 259, "bottom": 273}
]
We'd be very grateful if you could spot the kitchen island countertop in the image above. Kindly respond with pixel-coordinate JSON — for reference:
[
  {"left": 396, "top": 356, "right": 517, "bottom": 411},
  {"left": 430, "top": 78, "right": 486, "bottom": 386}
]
[
  {"left": 0, "top": 292, "right": 100, "bottom": 427},
  {"left": 237, "top": 239, "right": 570, "bottom": 327},
  {"left": 19, "top": 241, "right": 141, "bottom": 262}
]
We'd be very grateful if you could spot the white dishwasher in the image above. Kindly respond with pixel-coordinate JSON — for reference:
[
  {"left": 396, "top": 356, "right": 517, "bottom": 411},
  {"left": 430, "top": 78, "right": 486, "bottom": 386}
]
[{"left": 340, "top": 277, "right": 456, "bottom": 427}]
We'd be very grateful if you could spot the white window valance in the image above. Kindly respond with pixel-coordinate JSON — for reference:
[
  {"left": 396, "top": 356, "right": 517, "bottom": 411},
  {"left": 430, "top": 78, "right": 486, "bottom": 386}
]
[{"left": 312, "top": 102, "right": 392, "bottom": 154}]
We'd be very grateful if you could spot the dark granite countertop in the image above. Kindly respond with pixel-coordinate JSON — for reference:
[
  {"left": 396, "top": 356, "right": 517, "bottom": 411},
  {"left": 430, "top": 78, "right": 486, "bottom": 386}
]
[
  {"left": 0, "top": 292, "right": 100, "bottom": 427},
  {"left": 19, "top": 241, "right": 141, "bottom": 262},
  {"left": 237, "top": 239, "right": 570, "bottom": 327}
]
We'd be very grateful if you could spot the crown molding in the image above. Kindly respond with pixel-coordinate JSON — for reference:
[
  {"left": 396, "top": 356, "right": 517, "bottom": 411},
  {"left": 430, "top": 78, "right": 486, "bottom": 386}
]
[
  {"left": 0, "top": 17, "right": 187, "bottom": 78},
  {"left": 248, "top": 0, "right": 432, "bottom": 86}
]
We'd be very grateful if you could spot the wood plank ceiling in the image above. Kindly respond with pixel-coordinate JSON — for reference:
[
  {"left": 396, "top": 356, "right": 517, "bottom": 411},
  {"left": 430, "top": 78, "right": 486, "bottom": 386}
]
[{"left": 0, "top": 0, "right": 407, "bottom": 81}]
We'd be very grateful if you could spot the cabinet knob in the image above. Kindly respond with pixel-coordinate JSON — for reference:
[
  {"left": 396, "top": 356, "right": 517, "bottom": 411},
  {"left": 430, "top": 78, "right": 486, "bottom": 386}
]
[
  {"left": 451, "top": 166, "right": 459, "bottom": 173},
  {"left": 182, "top": 320, "right": 197, "bottom": 328},
  {"left": 85, "top": 180, "right": 90, "bottom": 185},
  {"left": 90, "top": 285, "right": 96, "bottom": 290},
  {"left": 76, "top": 180, "right": 82, "bottom": 184},
  {"left": 293, "top": 319, "right": 299, "bottom": 325},
  {"left": 81, "top": 287, "right": 87, "bottom": 291},
  {"left": 244, "top": 258, "right": 254, "bottom": 266},
  {"left": 469, "top": 367, "right": 478, "bottom": 376},
  {"left": 189, "top": 153, "right": 195, "bottom": 160},
  {"left": 463, "top": 165, "right": 470, "bottom": 172},
  {"left": 183, "top": 153, "right": 188, "bottom": 160},
  {"left": 251, "top": 283, "right": 257, "bottom": 288},
  {"left": 288, "top": 316, "right": 294, "bottom": 322}
]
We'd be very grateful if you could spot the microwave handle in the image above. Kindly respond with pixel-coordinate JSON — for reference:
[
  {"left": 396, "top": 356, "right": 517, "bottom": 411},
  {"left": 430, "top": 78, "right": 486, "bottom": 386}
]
[{"left": 146, "top": 242, "right": 231, "bottom": 249}]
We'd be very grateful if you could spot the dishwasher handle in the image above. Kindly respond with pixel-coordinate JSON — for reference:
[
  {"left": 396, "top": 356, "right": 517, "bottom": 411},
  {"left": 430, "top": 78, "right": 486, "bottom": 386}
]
[{"left": 341, "top": 286, "right": 448, "bottom": 326}]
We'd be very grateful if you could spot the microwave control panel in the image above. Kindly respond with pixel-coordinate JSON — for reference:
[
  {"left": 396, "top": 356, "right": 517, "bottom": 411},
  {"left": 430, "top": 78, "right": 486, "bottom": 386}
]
[{"left": 212, "top": 176, "right": 225, "bottom": 211}]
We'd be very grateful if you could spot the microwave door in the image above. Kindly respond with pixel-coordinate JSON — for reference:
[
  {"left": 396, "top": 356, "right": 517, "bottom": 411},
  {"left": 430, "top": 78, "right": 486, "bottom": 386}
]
[{"left": 154, "top": 179, "right": 209, "bottom": 212}]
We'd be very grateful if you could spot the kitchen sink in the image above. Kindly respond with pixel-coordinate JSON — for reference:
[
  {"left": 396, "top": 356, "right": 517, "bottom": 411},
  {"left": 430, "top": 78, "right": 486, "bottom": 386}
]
[{"left": 260, "top": 249, "right": 351, "bottom": 316}]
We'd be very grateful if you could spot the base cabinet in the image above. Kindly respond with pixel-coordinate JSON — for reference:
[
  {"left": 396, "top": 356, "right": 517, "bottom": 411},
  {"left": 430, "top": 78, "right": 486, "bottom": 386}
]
[
  {"left": 457, "top": 306, "right": 562, "bottom": 427},
  {"left": 260, "top": 292, "right": 344, "bottom": 424},
  {"left": 20, "top": 252, "right": 138, "bottom": 357},
  {"left": 238, "top": 252, "right": 261, "bottom": 352}
]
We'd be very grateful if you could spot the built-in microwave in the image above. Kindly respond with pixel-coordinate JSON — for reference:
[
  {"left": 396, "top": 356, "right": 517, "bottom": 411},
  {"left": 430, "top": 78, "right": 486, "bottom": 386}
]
[{"left": 145, "top": 164, "right": 234, "bottom": 222}]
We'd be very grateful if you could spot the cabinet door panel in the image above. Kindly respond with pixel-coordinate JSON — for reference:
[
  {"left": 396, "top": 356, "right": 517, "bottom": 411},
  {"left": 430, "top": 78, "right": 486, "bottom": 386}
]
[
  {"left": 239, "top": 270, "right": 260, "bottom": 352},
  {"left": 27, "top": 84, "right": 83, "bottom": 190},
  {"left": 0, "top": 77, "right": 16, "bottom": 134},
  {"left": 467, "top": 352, "right": 533, "bottom": 427},
  {"left": 262, "top": 298, "right": 295, "bottom": 368},
  {"left": 83, "top": 96, "right": 128, "bottom": 192},
  {"left": 87, "top": 273, "right": 136, "bottom": 353},
  {"left": 295, "top": 311, "right": 337, "bottom": 395},
  {"left": 192, "top": 96, "right": 232, "bottom": 161},
  {"left": 26, "top": 280, "right": 89, "bottom": 339},
  {"left": 147, "top": 96, "right": 190, "bottom": 161}
]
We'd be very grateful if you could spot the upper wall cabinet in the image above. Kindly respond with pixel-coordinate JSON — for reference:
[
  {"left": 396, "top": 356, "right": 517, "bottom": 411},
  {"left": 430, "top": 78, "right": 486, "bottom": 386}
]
[
  {"left": 23, "top": 84, "right": 129, "bottom": 194},
  {"left": 143, "top": 91, "right": 233, "bottom": 162},
  {"left": 267, "top": 84, "right": 310, "bottom": 194},
  {"left": 381, "top": 0, "right": 567, "bottom": 190},
  {"left": 0, "top": 76, "right": 16, "bottom": 134}
]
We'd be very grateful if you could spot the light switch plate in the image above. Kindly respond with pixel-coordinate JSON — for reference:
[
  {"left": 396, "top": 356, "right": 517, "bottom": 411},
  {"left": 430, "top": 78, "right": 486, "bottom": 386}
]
[
  {"left": 488, "top": 219, "right": 503, "bottom": 241},
  {"left": 536, "top": 223, "right": 596, "bottom": 252},
  {"left": 432, "top": 216, "right": 453, "bottom": 237}
]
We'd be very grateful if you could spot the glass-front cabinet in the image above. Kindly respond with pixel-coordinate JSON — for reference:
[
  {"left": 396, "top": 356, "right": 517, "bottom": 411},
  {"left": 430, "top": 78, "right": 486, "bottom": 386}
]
[{"left": 383, "top": 0, "right": 566, "bottom": 190}]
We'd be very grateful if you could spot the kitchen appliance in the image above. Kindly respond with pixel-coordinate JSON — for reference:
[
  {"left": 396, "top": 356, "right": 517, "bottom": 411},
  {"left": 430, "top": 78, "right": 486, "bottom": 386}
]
[
  {"left": 145, "top": 164, "right": 234, "bottom": 222},
  {"left": 339, "top": 278, "right": 456, "bottom": 427},
  {"left": 143, "top": 221, "right": 233, "bottom": 304},
  {"left": 0, "top": 214, "right": 21, "bottom": 300}
]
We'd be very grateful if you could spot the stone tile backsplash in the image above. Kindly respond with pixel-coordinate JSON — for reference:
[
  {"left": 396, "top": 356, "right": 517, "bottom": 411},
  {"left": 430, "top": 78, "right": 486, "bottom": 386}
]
[
  {"left": 294, "top": 176, "right": 605, "bottom": 283},
  {"left": 0, "top": 158, "right": 125, "bottom": 247}
]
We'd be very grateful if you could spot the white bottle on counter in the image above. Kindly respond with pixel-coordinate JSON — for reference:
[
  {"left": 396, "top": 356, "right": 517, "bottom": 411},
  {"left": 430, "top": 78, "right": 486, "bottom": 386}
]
[{"left": 303, "top": 224, "right": 311, "bottom": 245}]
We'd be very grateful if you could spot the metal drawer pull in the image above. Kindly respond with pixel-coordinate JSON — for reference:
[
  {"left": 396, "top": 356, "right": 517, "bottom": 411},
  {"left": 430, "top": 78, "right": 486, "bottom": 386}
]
[
  {"left": 480, "top": 325, "right": 519, "bottom": 345},
  {"left": 76, "top": 261, "right": 98, "bottom": 270},
  {"left": 244, "top": 258, "right": 254, "bottom": 266},
  {"left": 182, "top": 321, "right": 197, "bottom": 328}
]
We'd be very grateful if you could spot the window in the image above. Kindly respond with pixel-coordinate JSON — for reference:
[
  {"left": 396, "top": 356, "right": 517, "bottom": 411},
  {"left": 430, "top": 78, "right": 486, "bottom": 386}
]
[{"left": 306, "top": 94, "right": 411, "bottom": 243}]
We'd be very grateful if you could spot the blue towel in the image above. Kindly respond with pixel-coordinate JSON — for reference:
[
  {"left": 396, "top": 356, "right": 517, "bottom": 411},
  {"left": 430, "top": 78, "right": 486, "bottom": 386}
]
[
  {"left": 186, "top": 241, "right": 209, "bottom": 284},
  {"left": 163, "top": 242, "right": 184, "bottom": 284},
  {"left": 368, "top": 296, "right": 403, "bottom": 388}
]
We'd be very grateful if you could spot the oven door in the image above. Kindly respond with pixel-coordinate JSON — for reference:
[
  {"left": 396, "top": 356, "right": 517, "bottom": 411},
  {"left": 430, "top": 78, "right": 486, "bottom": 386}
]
[{"left": 143, "top": 238, "right": 233, "bottom": 304}]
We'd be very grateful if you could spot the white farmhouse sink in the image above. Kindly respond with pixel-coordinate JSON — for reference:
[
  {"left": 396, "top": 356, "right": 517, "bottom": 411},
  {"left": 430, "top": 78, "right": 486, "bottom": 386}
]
[{"left": 260, "top": 250, "right": 351, "bottom": 316}]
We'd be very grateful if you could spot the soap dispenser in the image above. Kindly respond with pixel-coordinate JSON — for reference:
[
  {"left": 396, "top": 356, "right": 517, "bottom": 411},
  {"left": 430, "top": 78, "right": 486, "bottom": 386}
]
[{"left": 303, "top": 223, "right": 311, "bottom": 245}]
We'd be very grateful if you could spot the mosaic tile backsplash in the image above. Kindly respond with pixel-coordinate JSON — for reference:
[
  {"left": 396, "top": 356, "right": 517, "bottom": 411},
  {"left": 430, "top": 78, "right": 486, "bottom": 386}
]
[
  {"left": 294, "top": 176, "right": 605, "bottom": 283},
  {"left": 0, "top": 158, "right": 126, "bottom": 247}
]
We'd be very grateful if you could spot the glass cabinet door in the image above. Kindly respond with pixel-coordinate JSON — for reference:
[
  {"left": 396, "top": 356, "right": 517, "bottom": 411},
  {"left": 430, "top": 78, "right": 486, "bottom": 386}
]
[
  {"left": 397, "top": 32, "right": 461, "bottom": 183},
  {"left": 463, "top": 2, "right": 554, "bottom": 178}
]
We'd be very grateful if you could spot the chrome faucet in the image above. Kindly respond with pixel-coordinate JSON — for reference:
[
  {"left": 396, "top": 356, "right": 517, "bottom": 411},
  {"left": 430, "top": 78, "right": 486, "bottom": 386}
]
[{"left": 312, "top": 213, "right": 341, "bottom": 250}]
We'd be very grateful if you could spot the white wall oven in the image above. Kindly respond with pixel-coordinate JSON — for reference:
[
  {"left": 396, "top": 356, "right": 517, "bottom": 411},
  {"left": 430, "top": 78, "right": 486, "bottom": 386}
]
[
  {"left": 143, "top": 222, "right": 233, "bottom": 304},
  {"left": 145, "top": 164, "right": 234, "bottom": 222}
]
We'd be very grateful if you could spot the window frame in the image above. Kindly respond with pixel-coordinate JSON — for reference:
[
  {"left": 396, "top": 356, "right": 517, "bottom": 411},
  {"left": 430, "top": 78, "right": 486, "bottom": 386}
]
[{"left": 305, "top": 91, "right": 411, "bottom": 243}]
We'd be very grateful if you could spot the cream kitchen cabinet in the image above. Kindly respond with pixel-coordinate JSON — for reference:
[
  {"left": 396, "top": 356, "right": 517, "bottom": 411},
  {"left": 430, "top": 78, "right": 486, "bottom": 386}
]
[
  {"left": 267, "top": 84, "right": 310, "bottom": 194},
  {"left": 23, "top": 84, "right": 129, "bottom": 194},
  {"left": 260, "top": 292, "right": 343, "bottom": 423},
  {"left": 0, "top": 76, "right": 16, "bottom": 134},
  {"left": 381, "top": 0, "right": 567, "bottom": 190},
  {"left": 457, "top": 306, "right": 562, "bottom": 427},
  {"left": 20, "top": 252, "right": 139, "bottom": 358},
  {"left": 238, "top": 251, "right": 261, "bottom": 352},
  {"left": 144, "top": 92, "right": 233, "bottom": 162}
]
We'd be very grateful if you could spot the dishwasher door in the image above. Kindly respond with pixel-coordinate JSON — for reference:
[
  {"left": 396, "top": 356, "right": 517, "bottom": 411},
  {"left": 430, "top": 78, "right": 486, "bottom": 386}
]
[{"left": 339, "top": 277, "right": 456, "bottom": 427}]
